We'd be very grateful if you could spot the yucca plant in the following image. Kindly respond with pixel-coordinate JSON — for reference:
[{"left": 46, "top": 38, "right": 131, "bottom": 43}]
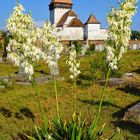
[
  {"left": 51, "top": 114, "right": 121, "bottom": 140},
  {"left": 6, "top": 1, "right": 137, "bottom": 140},
  {"left": 51, "top": 113, "right": 85, "bottom": 140}
]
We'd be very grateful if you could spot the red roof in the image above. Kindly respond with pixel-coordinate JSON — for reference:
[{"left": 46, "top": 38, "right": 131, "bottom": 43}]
[
  {"left": 51, "top": 0, "right": 73, "bottom": 4},
  {"left": 85, "top": 14, "right": 100, "bottom": 24},
  {"left": 57, "top": 10, "right": 77, "bottom": 27},
  {"left": 68, "top": 18, "right": 83, "bottom": 27}
]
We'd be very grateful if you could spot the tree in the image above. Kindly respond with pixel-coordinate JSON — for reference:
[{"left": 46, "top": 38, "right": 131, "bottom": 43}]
[{"left": 131, "top": 30, "right": 140, "bottom": 40}]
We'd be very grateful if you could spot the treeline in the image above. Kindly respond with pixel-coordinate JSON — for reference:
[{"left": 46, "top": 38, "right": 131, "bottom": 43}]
[{"left": 131, "top": 30, "right": 140, "bottom": 40}]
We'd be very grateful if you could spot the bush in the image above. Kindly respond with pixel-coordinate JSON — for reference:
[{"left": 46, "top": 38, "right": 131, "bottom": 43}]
[
  {"left": 85, "top": 44, "right": 96, "bottom": 55},
  {"left": 72, "top": 41, "right": 83, "bottom": 55}
]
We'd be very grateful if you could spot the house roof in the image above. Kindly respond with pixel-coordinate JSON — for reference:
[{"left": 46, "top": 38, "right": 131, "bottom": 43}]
[
  {"left": 51, "top": 0, "right": 73, "bottom": 4},
  {"left": 68, "top": 17, "right": 83, "bottom": 27},
  {"left": 85, "top": 14, "right": 100, "bottom": 24},
  {"left": 57, "top": 10, "right": 77, "bottom": 27}
]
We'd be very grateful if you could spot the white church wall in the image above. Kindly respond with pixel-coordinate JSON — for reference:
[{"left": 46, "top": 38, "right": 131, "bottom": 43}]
[
  {"left": 98, "top": 29, "right": 108, "bottom": 40},
  {"left": 87, "top": 24, "right": 100, "bottom": 32},
  {"left": 51, "top": 8, "right": 70, "bottom": 25},
  {"left": 86, "top": 24, "right": 101, "bottom": 40},
  {"left": 85, "top": 24, "right": 108, "bottom": 40},
  {"left": 56, "top": 27, "right": 84, "bottom": 40}
]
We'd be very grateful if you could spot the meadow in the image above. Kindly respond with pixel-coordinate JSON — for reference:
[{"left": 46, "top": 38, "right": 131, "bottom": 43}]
[{"left": 0, "top": 50, "right": 140, "bottom": 140}]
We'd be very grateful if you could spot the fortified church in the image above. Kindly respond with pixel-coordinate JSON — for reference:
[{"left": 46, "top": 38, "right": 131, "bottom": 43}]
[{"left": 49, "top": 0, "right": 108, "bottom": 41}]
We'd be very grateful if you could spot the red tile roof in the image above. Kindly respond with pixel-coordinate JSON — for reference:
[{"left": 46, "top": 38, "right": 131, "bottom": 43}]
[
  {"left": 85, "top": 14, "right": 100, "bottom": 24},
  {"left": 51, "top": 0, "right": 72, "bottom": 4},
  {"left": 57, "top": 10, "right": 77, "bottom": 27},
  {"left": 68, "top": 18, "right": 83, "bottom": 27}
]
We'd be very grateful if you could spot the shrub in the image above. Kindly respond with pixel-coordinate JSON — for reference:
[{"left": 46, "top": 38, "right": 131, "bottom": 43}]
[
  {"left": 72, "top": 41, "right": 83, "bottom": 55},
  {"left": 85, "top": 44, "right": 96, "bottom": 55}
]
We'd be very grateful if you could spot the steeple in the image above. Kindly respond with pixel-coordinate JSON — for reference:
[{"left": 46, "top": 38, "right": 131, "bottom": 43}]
[
  {"left": 85, "top": 14, "right": 100, "bottom": 24},
  {"left": 49, "top": 0, "right": 73, "bottom": 25},
  {"left": 49, "top": 0, "right": 73, "bottom": 10},
  {"left": 51, "top": 0, "right": 72, "bottom": 4}
]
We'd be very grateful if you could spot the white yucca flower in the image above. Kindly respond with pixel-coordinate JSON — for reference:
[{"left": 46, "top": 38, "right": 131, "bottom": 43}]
[
  {"left": 67, "top": 46, "right": 81, "bottom": 80},
  {"left": 7, "top": 3, "right": 63, "bottom": 79},
  {"left": 41, "top": 22, "right": 63, "bottom": 76},
  {"left": 106, "top": 0, "right": 137, "bottom": 70},
  {"left": 6, "top": 3, "right": 47, "bottom": 80}
]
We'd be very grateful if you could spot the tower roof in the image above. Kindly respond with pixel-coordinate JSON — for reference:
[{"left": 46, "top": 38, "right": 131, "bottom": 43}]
[
  {"left": 85, "top": 14, "right": 100, "bottom": 24},
  {"left": 51, "top": 0, "right": 73, "bottom": 4},
  {"left": 49, "top": 0, "right": 73, "bottom": 10}
]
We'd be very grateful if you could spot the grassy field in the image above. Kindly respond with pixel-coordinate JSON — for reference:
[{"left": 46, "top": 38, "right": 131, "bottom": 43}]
[{"left": 0, "top": 50, "right": 140, "bottom": 140}]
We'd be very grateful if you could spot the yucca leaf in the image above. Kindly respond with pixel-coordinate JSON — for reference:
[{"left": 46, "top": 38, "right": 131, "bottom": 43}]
[
  {"left": 34, "top": 125, "right": 42, "bottom": 140},
  {"left": 71, "top": 123, "right": 76, "bottom": 140},
  {"left": 24, "top": 134, "right": 37, "bottom": 140},
  {"left": 76, "top": 128, "right": 82, "bottom": 140}
]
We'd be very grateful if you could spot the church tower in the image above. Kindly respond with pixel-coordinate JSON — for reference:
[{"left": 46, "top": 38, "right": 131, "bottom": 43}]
[{"left": 49, "top": 0, "right": 73, "bottom": 26}]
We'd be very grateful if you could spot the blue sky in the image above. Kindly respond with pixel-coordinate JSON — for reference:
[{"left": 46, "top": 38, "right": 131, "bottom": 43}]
[{"left": 0, "top": 0, "right": 140, "bottom": 30}]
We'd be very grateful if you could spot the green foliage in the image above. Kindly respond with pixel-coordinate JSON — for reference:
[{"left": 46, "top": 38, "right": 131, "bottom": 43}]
[
  {"left": 0, "top": 51, "right": 139, "bottom": 139},
  {"left": 90, "top": 51, "right": 107, "bottom": 81},
  {"left": 25, "top": 112, "right": 53, "bottom": 140},
  {"left": 72, "top": 41, "right": 82, "bottom": 55},
  {"left": 26, "top": 114, "right": 120, "bottom": 140},
  {"left": 52, "top": 114, "right": 85, "bottom": 140},
  {"left": 131, "top": 30, "right": 140, "bottom": 40},
  {"left": 90, "top": 51, "right": 124, "bottom": 81},
  {"left": 86, "top": 44, "right": 95, "bottom": 55},
  {"left": 25, "top": 125, "right": 53, "bottom": 140}
]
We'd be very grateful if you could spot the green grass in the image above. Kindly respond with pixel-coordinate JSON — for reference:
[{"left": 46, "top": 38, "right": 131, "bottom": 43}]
[{"left": 0, "top": 50, "right": 140, "bottom": 140}]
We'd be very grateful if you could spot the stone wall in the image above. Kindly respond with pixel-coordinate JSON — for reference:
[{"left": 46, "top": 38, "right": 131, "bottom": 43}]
[{"left": 60, "top": 39, "right": 140, "bottom": 51}]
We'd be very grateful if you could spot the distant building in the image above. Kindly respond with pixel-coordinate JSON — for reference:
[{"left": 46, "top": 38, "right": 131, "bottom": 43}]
[
  {"left": 48, "top": 0, "right": 140, "bottom": 50},
  {"left": 49, "top": 0, "right": 108, "bottom": 41}
]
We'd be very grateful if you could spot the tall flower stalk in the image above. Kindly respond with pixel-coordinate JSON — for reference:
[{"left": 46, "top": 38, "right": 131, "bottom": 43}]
[
  {"left": 6, "top": 3, "right": 63, "bottom": 120},
  {"left": 53, "top": 75, "right": 60, "bottom": 119},
  {"left": 41, "top": 22, "right": 63, "bottom": 119},
  {"left": 6, "top": 3, "right": 50, "bottom": 131},
  {"left": 67, "top": 46, "right": 81, "bottom": 113},
  {"left": 90, "top": 0, "right": 137, "bottom": 137}
]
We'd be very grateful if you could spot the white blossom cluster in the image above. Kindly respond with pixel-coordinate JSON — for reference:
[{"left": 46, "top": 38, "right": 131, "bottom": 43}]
[
  {"left": 67, "top": 47, "right": 81, "bottom": 80},
  {"left": 6, "top": 4, "right": 45, "bottom": 79},
  {"left": 106, "top": 0, "right": 137, "bottom": 70},
  {"left": 6, "top": 3, "right": 63, "bottom": 79},
  {"left": 41, "top": 22, "right": 63, "bottom": 75}
]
